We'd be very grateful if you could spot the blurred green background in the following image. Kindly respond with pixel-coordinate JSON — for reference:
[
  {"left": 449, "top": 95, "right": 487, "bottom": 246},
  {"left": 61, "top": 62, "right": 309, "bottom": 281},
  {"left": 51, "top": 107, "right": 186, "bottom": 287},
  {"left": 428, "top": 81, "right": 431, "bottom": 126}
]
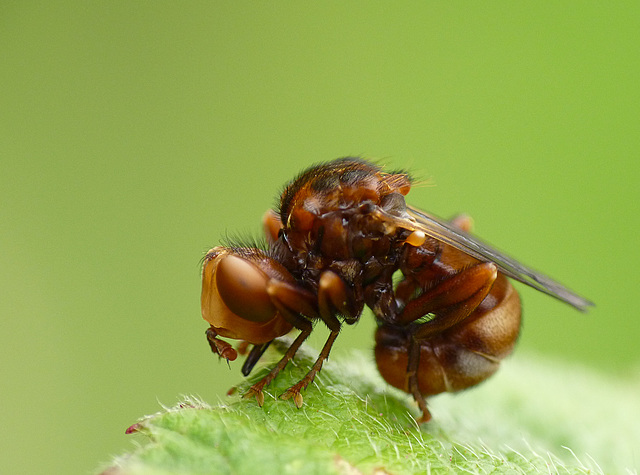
[{"left": 1, "top": 2, "right": 638, "bottom": 474}]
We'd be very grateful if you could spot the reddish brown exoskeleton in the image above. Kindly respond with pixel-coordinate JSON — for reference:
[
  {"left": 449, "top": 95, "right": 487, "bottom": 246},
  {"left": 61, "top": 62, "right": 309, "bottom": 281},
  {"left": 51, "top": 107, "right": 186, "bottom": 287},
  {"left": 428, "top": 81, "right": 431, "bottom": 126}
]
[{"left": 201, "top": 158, "right": 592, "bottom": 421}]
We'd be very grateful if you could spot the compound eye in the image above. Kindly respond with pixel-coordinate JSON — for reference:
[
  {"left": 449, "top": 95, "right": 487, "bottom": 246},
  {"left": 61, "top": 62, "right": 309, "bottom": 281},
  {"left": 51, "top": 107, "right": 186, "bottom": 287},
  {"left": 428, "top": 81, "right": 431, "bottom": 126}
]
[{"left": 215, "top": 255, "right": 277, "bottom": 323}]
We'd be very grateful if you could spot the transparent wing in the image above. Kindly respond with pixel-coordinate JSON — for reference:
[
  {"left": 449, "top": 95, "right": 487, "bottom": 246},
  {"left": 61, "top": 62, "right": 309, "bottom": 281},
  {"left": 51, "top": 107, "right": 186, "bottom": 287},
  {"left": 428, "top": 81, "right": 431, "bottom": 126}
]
[{"left": 398, "top": 205, "right": 594, "bottom": 312}]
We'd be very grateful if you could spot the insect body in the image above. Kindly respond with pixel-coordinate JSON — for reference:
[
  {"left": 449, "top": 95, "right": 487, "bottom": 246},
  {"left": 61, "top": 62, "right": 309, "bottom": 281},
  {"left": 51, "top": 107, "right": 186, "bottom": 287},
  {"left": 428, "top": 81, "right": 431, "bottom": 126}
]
[{"left": 201, "top": 157, "right": 592, "bottom": 421}]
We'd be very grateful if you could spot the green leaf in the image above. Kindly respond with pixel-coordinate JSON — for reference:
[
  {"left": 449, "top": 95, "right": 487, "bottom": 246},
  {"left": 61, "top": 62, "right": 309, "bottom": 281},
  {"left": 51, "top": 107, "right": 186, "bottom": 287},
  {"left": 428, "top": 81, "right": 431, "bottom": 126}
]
[{"left": 101, "top": 341, "right": 639, "bottom": 474}]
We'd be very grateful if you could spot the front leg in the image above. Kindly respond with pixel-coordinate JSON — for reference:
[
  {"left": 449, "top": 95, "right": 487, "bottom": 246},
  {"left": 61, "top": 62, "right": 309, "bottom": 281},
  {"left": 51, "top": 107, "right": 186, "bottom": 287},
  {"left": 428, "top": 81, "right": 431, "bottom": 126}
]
[
  {"left": 205, "top": 326, "right": 238, "bottom": 362},
  {"left": 281, "top": 270, "right": 357, "bottom": 406},
  {"left": 243, "top": 329, "right": 312, "bottom": 407},
  {"left": 280, "top": 329, "right": 340, "bottom": 408},
  {"left": 243, "top": 281, "right": 317, "bottom": 405}
]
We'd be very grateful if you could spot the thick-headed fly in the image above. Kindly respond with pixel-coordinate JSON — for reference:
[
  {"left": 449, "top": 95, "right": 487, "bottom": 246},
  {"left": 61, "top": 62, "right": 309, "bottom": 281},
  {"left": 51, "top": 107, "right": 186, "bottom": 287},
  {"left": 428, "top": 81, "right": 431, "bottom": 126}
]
[{"left": 201, "top": 157, "right": 593, "bottom": 421}]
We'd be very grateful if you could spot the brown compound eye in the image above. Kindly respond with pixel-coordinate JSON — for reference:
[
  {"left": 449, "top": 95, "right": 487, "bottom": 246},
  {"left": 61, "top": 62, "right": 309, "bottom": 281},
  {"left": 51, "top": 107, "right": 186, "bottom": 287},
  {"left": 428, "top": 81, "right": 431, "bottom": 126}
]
[
  {"left": 215, "top": 255, "right": 277, "bottom": 323},
  {"left": 201, "top": 249, "right": 293, "bottom": 344}
]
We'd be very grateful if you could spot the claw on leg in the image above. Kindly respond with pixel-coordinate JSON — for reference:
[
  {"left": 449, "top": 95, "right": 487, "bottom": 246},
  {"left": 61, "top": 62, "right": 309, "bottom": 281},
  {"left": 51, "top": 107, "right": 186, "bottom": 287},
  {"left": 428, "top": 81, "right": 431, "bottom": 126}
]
[
  {"left": 280, "top": 330, "right": 340, "bottom": 409},
  {"left": 409, "top": 374, "right": 432, "bottom": 423},
  {"left": 206, "top": 327, "right": 238, "bottom": 362},
  {"left": 416, "top": 405, "right": 432, "bottom": 424},
  {"left": 281, "top": 387, "right": 304, "bottom": 408},
  {"left": 243, "top": 386, "right": 266, "bottom": 406},
  {"left": 241, "top": 329, "right": 312, "bottom": 405}
]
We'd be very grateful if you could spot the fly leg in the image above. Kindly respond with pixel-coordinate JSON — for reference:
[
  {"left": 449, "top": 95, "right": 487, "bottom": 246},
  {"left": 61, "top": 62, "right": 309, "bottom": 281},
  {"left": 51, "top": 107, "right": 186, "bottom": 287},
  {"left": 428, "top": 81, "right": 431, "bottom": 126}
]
[
  {"left": 399, "top": 262, "right": 498, "bottom": 422},
  {"left": 281, "top": 271, "right": 355, "bottom": 407},
  {"left": 405, "top": 337, "right": 431, "bottom": 422},
  {"left": 449, "top": 213, "right": 473, "bottom": 232},
  {"left": 242, "top": 280, "right": 318, "bottom": 405},
  {"left": 262, "top": 209, "right": 282, "bottom": 245},
  {"left": 280, "top": 330, "right": 339, "bottom": 408},
  {"left": 243, "top": 329, "right": 312, "bottom": 406},
  {"left": 205, "top": 326, "right": 238, "bottom": 362}
]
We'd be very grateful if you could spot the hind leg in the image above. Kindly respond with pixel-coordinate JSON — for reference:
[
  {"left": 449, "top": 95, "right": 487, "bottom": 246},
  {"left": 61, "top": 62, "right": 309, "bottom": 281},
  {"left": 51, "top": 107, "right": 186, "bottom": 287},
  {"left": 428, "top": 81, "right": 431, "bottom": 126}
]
[{"left": 399, "top": 262, "right": 498, "bottom": 422}]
